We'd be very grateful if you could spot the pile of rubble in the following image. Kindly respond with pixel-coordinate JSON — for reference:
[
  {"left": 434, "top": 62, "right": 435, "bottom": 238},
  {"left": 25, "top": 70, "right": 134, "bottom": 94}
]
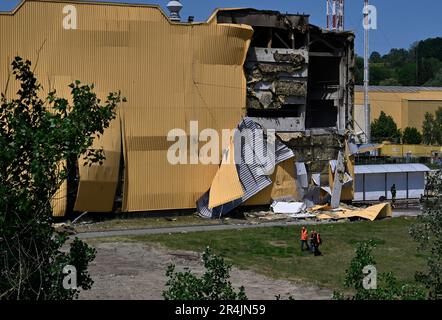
[{"left": 244, "top": 201, "right": 393, "bottom": 223}]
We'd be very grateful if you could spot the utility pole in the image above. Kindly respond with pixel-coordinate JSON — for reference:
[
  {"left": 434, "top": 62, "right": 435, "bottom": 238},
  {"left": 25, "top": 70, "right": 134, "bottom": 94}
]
[
  {"left": 364, "top": 0, "right": 371, "bottom": 143},
  {"left": 416, "top": 45, "right": 419, "bottom": 85}
]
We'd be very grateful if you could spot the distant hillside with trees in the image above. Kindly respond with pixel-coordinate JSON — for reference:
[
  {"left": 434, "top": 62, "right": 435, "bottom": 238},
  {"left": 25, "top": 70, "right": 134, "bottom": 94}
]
[{"left": 355, "top": 37, "right": 442, "bottom": 86}]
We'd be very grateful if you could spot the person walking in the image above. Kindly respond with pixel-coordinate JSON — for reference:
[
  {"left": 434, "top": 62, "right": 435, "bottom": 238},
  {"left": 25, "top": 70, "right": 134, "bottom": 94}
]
[
  {"left": 310, "top": 229, "right": 322, "bottom": 256},
  {"left": 300, "top": 226, "right": 309, "bottom": 251},
  {"left": 309, "top": 230, "right": 316, "bottom": 253},
  {"left": 314, "top": 231, "right": 323, "bottom": 256},
  {"left": 391, "top": 184, "right": 397, "bottom": 208}
]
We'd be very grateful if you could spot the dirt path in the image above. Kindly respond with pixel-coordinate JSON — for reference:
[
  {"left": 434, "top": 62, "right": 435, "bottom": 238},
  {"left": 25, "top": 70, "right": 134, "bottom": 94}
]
[{"left": 79, "top": 242, "right": 333, "bottom": 300}]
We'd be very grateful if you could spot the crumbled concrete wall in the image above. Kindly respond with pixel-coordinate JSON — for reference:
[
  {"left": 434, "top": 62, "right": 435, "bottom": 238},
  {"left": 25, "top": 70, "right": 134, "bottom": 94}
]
[
  {"left": 245, "top": 48, "right": 308, "bottom": 111},
  {"left": 277, "top": 133, "right": 343, "bottom": 174},
  {"left": 217, "top": 8, "right": 355, "bottom": 193}
]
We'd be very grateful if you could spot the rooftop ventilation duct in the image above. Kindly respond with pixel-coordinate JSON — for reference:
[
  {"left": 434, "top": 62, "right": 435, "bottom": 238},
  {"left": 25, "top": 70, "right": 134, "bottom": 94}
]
[{"left": 167, "top": 0, "right": 183, "bottom": 22}]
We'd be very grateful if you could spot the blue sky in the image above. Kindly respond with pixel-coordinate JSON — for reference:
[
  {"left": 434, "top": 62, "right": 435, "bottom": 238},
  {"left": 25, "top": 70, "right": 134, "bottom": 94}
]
[{"left": 1, "top": 0, "right": 441, "bottom": 56}]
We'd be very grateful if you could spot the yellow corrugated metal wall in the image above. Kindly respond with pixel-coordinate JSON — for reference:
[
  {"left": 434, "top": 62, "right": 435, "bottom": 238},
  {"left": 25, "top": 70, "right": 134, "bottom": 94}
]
[
  {"left": 355, "top": 90, "right": 442, "bottom": 131},
  {"left": 404, "top": 100, "right": 442, "bottom": 131},
  {"left": 0, "top": 1, "right": 253, "bottom": 214}
]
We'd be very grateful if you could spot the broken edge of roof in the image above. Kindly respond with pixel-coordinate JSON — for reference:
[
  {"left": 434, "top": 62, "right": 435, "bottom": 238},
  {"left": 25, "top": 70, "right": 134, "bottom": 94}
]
[
  {"left": 213, "top": 7, "right": 310, "bottom": 17},
  {"left": 309, "top": 23, "right": 355, "bottom": 36}
]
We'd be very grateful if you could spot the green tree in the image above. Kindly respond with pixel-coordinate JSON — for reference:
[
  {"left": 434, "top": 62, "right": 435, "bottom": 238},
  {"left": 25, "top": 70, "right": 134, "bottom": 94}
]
[
  {"left": 422, "top": 112, "right": 437, "bottom": 145},
  {"left": 354, "top": 38, "right": 442, "bottom": 87},
  {"left": 371, "top": 111, "right": 402, "bottom": 143},
  {"left": 370, "top": 64, "right": 393, "bottom": 86},
  {"left": 370, "top": 51, "right": 382, "bottom": 63},
  {"left": 422, "top": 108, "right": 442, "bottom": 145},
  {"left": 163, "top": 247, "right": 247, "bottom": 300},
  {"left": 417, "top": 37, "right": 442, "bottom": 62},
  {"left": 379, "top": 78, "right": 400, "bottom": 86},
  {"left": 402, "top": 127, "right": 423, "bottom": 145},
  {"left": 397, "top": 62, "right": 417, "bottom": 86},
  {"left": 425, "top": 68, "right": 442, "bottom": 86},
  {"left": 383, "top": 48, "right": 412, "bottom": 69},
  {"left": 410, "top": 171, "right": 442, "bottom": 299},
  {"left": 418, "top": 58, "right": 442, "bottom": 85},
  {"left": 0, "top": 57, "right": 125, "bottom": 299},
  {"left": 355, "top": 55, "right": 364, "bottom": 85},
  {"left": 436, "top": 108, "right": 442, "bottom": 144},
  {"left": 333, "top": 241, "right": 426, "bottom": 300}
]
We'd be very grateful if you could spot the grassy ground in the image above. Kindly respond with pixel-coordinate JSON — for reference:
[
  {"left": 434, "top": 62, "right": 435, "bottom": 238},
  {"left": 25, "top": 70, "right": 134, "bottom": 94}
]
[{"left": 99, "top": 217, "right": 427, "bottom": 291}]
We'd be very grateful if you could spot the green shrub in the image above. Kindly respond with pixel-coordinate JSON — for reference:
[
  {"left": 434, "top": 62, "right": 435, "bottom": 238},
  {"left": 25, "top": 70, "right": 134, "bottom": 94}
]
[
  {"left": 333, "top": 241, "right": 426, "bottom": 300},
  {"left": 0, "top": 57, "right": 124, "bottom": 300},
  {"left": 163, "top": 247, "right": 247, "bottom": 300}
]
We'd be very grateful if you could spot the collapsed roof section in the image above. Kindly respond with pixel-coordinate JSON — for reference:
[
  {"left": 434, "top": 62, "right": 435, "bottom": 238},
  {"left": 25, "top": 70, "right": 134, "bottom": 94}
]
[{"left": 216, "top": 9, "right": 355, "bottom": 134}]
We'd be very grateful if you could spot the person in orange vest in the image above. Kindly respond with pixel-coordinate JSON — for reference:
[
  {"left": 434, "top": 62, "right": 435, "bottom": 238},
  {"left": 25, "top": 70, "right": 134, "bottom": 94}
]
[{"left": 300, "top": 226, "right": 310, "bottom": 251}]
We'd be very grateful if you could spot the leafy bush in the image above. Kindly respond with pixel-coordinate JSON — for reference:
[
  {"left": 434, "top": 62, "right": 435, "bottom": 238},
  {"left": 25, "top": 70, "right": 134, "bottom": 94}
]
[
  {"left": 402, "top": 127, "right": 423, "bottom": 145},
  {"left": 0, "top": 57, "right": 124, "bottom": 299},
  {"left": 422, "top": 109, "right": 442, "bottom": 145},
  {"left": 410, "top": 170, "right": 442, "bottom": 299},
  {"left": 163, "top": 247, "right": 247, "bottom": 300},
  {"left": 371, "top": 111, "right": 402, "bottom": 143},
  {"left": 333, "top": 241, "right": 426, "bottom": 300}
]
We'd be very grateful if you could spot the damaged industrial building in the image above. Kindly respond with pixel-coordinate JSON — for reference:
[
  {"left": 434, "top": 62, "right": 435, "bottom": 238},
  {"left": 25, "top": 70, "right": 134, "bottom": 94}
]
[
  {"left": 198, "top": 9, "right": 356, "bottom": 218},
  {"left": 0, "top": 1, "right": 357, "bottom": 218}
]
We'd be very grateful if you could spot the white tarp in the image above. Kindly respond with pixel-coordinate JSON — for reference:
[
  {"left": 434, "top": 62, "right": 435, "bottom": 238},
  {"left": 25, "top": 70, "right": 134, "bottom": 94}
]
[{"left": 271, "top": 201, "right": 307, "bottom": 214}]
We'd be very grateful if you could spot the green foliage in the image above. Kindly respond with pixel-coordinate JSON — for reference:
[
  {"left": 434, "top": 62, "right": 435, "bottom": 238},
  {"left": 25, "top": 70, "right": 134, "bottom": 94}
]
[
  {"left": 163, "top": 247, "right": 247, "bottom": 300},
  {"left": 424, "top": 68, "right": 442, "bottom": 86},
  {"left": 355, "top": 37, "right": 442, "bottom": 86},
  {"left": 369, "top": 51, "right": 382, "bottom": 64},
  {"left": 370, "top": 64, "right": 394, "bottom": 86},
  {"left": 354, "top": 56, "right": 364, "bottom": 85},
  {"left": 418, "top": 37, "right": 442, "bottom": 59},
  {"left": 0, "top": 57, "right": 124, "bottom": 300},
  {"left": 379, "top": 78, "right": 400, "bottom": 86},
  {"left": 397, "top": 62, "right": 417, "bottom": 86},
  {"left": 384, "top": 48, "right": 412, "bottom": 69},
  {"left": 333, "top": 241, "right": 427, "bottom": 300},
  {"left": 419, "top": 58, "right": 442, "bottom": 85},
  {"left": 410, "top": 171, "right": 442, "bottom": 299},
  {"left": 371, "top": 111, "right": 402, "bottom": 143},
  {"left": 43, "top": 238, "right": 96, "bottom": 300},
  {"left": 342, "top": 241, "right": 376, "bottom": 295},
  {"left": 422, "top": 108, "right": 442, "bottom": 145},
  {"left": 402, "top": 127, "right": 423, "bottom": 145}
]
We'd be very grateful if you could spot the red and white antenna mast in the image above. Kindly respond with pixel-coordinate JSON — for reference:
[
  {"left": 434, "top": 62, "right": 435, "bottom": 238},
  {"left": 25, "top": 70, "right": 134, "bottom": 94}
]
[{"left": 326, "top": 0, "right": 345, "bottom": 31}]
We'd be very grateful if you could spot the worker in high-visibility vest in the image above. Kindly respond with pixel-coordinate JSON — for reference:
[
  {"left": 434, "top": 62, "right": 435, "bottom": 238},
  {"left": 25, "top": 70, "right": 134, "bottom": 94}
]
[{"left": 300, "top": 226, "right": 310, "bottom": 251}]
